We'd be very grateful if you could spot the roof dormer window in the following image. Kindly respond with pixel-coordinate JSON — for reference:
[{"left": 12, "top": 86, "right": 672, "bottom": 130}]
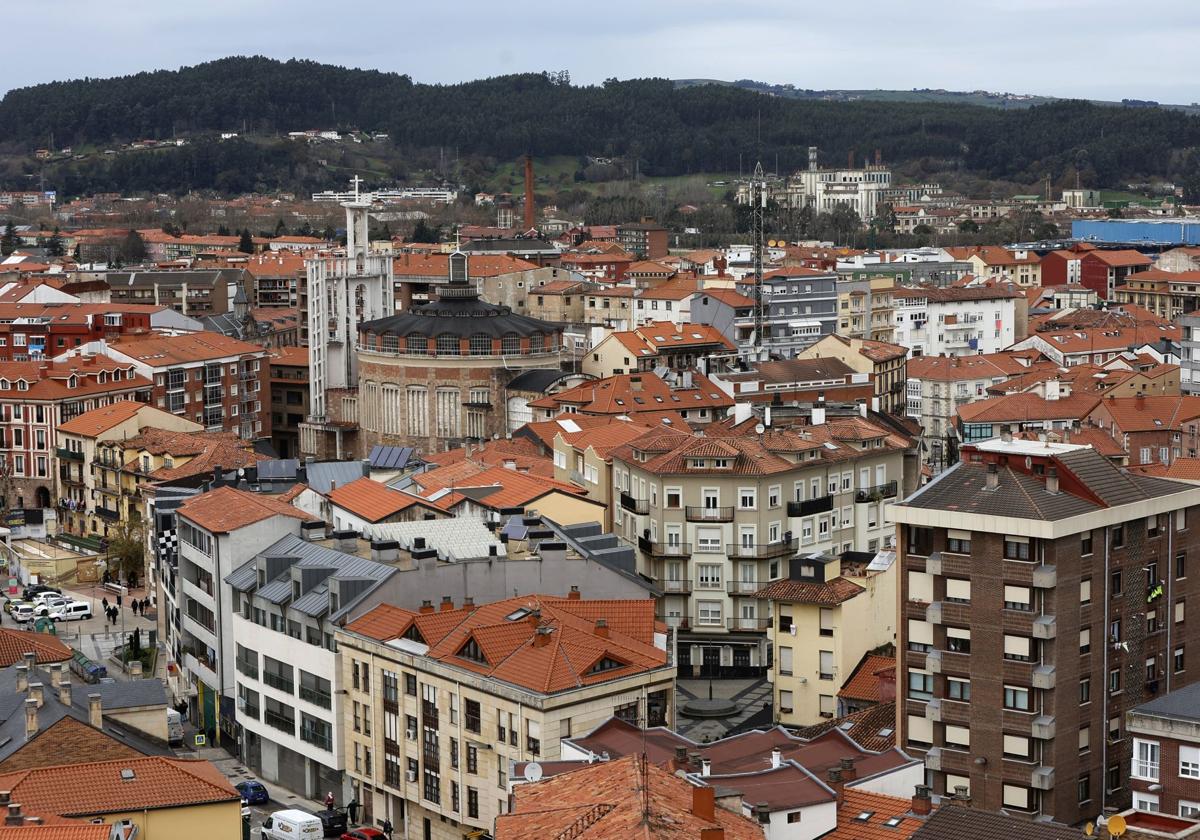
[
  {"left": 16, "top": 380, "right": 27, "bottom": 391},
  {"left": 457, "top": 636, "right": 487, "bottom": 664},
  {"left": 67, "top": 375, "right": 77, "bottom": 389}
]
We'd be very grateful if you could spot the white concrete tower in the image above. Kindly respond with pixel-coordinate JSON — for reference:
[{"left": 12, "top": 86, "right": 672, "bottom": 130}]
[{"left": 305, "top": 177, "right": 395, "bottom": 427}]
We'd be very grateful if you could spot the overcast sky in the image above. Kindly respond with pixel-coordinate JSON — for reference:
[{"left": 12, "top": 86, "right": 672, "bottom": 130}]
[{"left": 8, "top": 0, "right": 1200, "bottom": 103}]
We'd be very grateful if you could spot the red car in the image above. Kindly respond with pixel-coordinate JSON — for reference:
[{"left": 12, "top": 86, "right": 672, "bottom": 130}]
[{"left": 341, "top": 830, "right": 386, "bottom": 840}]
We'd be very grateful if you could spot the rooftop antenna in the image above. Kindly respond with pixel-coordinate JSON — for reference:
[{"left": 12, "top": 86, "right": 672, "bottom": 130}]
[{"left": 751, "top": 161, "right": 767, "bottom": 359}]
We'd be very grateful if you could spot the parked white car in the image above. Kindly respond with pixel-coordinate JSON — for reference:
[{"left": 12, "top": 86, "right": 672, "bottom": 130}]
[
  {"left": 33, "top": 598, "right": 68, "bottom": 617},
  {"left": 11, "top": 603, "right": 35, "bottom": 622},
  {"left": 49, "top": 600, "right": 92, "bottom": 622}
]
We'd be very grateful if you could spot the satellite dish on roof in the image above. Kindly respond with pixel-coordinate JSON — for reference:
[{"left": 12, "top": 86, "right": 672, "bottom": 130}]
[
  {"left": 523, "top": 762, "right": 543, "bottom": 783},
  {"left": 1108, "top": 815, "right": 1127, "bottom": 838},
  {"left": 755, "top": 423, "right": 766, "bottom": 435}
]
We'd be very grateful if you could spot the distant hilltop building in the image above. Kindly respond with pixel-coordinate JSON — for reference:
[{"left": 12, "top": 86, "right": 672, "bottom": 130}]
[
  {"left": 737, "top": 146, "right": 892, "bottom": 219},
  {"left": 312, "top": 186, "right": 458, "bottom": 205}
]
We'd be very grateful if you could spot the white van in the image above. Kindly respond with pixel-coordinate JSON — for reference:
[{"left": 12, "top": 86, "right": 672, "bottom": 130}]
[
  {"left": 166, "top": 709, "right": 183, "bottom": 746},
  {"left": 261, "top": 810, "right": 323, "bottom": 840},
  {"left": 49, "top": 601, "right": 92, "bottom": 621}
]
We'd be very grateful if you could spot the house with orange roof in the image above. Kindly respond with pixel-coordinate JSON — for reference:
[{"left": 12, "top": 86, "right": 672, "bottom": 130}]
[
  {"left": 584, "top": 321, "right": 735, "bottom": 378},
  {"left": 943, "top": 245, "right": 1043, "bottom": 287},
  {"left": 795, "top": 335, "right": 908, "bottom": 414},
  {"left": 549, "top": 417, "right": 655, "bottom": 529},
  {"left": 955, "top": 391, "right": 1102, "bottom": 446},
  {"left": 1078, "top": 248, "right": 1153, "bottom": 300},
  {"left": 389, "top": 251, "right": 567, "bottom": 312},
  {"left": 837, "top": 652, "right": 897, "bottom": 716},
  {"left": 169, "top": 486, "right": 316, "bottom": 742},
  {"left": 337, "top": 593, "right": 674, "bottom": 839},
  {"left": 67, "top": 332, "right": 271, "bottom": 440},
  {"left": 324, "top": 476, "right": 445, "bottom": 529},
  {"left": 56, "top": 401, "right": 201, "bottom": 538},
  {"left": 0, "top": 755, "right": 241, "bottom": 840},
  {"left": 413, "top": 462, "right": 607, "bottom": 525},
  {"left": 528, "top": 369, "right": 733, "bottom": 428},
  {"left": 1085, "top": 394, "right": 1200, "bottom": 468}
]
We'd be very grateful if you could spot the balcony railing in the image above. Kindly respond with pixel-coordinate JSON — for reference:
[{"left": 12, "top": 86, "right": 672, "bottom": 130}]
[
  {"left": 727, "top": 579, "right": 762, "bottom": 595},
  {"left": 685, "top": 506, "right": 734, "bottom": 523},
  {"left": 263, "top": 710, "right": 295, "bottom": 734},
  {"left": 620, "top": 492, "right": 649, "bottom": 515},
  {"left": 638, "top": 537, "right": 691, "bottom": 557},
  {"left": 726, "top": 539, "right": 798, "bottom": 559},
  {"left": 658, "top": 578, "right": 692, "bottom": 594},
  {"left": 56, "top": 447, "right": 83, "bottom": 462},
  {"left": 262, "top": 672, "right": 294, "bottom": 694},
  {"left": 855, "top": 481, "right": 898, "bottom": 504},
  {"left": 788, "top": 495, "right": 834, "bottom": 517},
  {"left": 726, "top": 617, "right": 770, "bottom": 631},
  {"left": 299, "top": 686, "right": 332, "bottom": 709},
  {"left": 301, "top": 728, "right": 333, "bottom": 751}
]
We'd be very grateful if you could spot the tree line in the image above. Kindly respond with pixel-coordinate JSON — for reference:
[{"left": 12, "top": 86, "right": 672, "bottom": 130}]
[{"left": 3, "top": 57, "right": 1200, "bottom": 194}]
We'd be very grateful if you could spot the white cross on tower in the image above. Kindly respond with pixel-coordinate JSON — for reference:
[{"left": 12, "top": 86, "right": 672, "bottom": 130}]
[{"left": 349, "top": 175, "right": 364, "bottom": 201}]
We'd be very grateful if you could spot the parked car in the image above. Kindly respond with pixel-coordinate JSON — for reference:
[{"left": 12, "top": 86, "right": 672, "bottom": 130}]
[
  {"left": 3, "top": 598, "right": 24, "bottom": 614},
  {"left": 341, "top": 830, "right": 386, "bottom": 840},
  {"left": 33, "top": 598, "right": 68, "bottom": 617},
  {"left": 49, "top": 601, "right": 92, "bottom": 621},
  {"left": 22, "top": 585, "right": 59, "bottom": 601},
  {"left": 11, "top": 604, "right": 34, "bottom": 622},
  {"left": 31, "top": 590, "right": 65, "bottom": 604},
  {"left": 316, "top": 809, "right": 348, "bottom": 837},
  {"left": 235, "top": 780, "right": 270, "bottom": 806}
]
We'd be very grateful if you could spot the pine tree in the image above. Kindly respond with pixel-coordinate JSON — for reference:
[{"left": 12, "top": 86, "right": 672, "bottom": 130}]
[
  {"left": 238, "top": 229, "right": 254, "bottom": 253},
  {"left": 120, "top": 230, "right": 146, "bottom": 263},
  {"left": 46, "top": 226, "right": 64, "bottom": 257},
  {"left": 0, "top": 221, "right": 18, "bottom": 257}
]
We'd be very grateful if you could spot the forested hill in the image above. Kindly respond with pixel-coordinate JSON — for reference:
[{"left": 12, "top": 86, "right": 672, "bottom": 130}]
[{"left": 3, "top": 56, "right": 1200, "bottom": 186}]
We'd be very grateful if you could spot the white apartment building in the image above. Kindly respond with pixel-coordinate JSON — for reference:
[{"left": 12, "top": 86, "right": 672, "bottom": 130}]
[{"left": 892, "top": 284, "right": 1024, "bottom": 358}]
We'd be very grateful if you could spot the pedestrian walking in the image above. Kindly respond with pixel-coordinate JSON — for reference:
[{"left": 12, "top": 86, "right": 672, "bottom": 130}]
[
  {"left": 347, "top": 798, "right": 359, "bottom": 825},
  {"left": 110, "top": 607, "right": 118, "bottom": 627},
  {"left": 102, "top": 597, "right": 108, "bottom": 612},
  {"left": 131, "top": 600, "right": 138, "bottom": 617},
  {"left": 324, "top": 791, "right": 335, "bottom": 810},
  {"left": 142, "top": 597, "right": 150, "bottom": 615},
  {"left": 381, "top": 818, "right": 392, "bottom": 838}
]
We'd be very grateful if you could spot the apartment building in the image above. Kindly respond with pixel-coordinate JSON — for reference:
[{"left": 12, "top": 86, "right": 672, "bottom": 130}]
[
  {"left": 57, "top": 401, "right": 200, "bottom": 537},
  {"left": 892, "top": 437, "right": 1200, "bottom": 823},
  {"left": 105, "top": 269, "right": 249, "bottom": 315},
  {"left": 836, "top": 276, "right": 897, "bottom": 344},
  {"left": 548, "top": 417, "right": 655, "bottom": 531},
  {"left": 735, "top": 268, "right": 839, "bottom": 356},
  {"left": 1127, "top": 682, "right": 1200, "bottom": 818},
  {"left": 269, "top": 346, "right": 308, "bottom": 459},
  {"left": 0, "top": 301, "right": 200, "bottom": 361},
  {"left": 945, "top": 246, "right": 1043, "bottom": 288},
  {"left": 795, "top": 334, "right": 908, "bottom": 414},
  {"left": 1086, "top": 395, "right": 1200, "bottom": 468},
  {"left": 617, "top": 222, "right": 669, "bottom": 259},
  {"left": 892, "top": 284, "right": 1026, "bottom": 358},
  {"left": 610, "top": 414, "right": 910, "bottom": 676},
  {"left": 169, "top": 487, "right": 315, "bottom": 743},
  {"left": 337, "top": 594, "right": 674, "bottom": 839},
  {"left": 67, "top": 333, "right": 271, "bottom": 440},
  {"left": 583, "top": 321, "right": 734, "bottom": 378},
  {"left": 759, "top": 551, "right": 897, "bottom": 726}
]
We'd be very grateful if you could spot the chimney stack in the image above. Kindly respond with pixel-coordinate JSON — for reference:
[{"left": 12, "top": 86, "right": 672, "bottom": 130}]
[
  {"left": 419, "top": 600, "right": 434, "bottom": 614},
  {"left": 700, "top": 830, "right": 725, "bottom": 840},
  {"left": 533, "top": 627, "right": 553, "bottom": 648},
  {"left": 48, "top": 664, "right": 62, "bottom": 688},
  {"left": 462, "top": 596, "right": 475, "bottom": 611},
  {"left": 440, "top": 595, "right": 454, "bottom": 612},
  {"left": 840, "top": 757, "right": 857, "bottom": 782},
  {"left": 848, "top": 150, "right": 855, "bottom": 169},
  {"left": 28, "top": 683, "right": 43, "bottom": 709},
  {"left": 770, "top": 748, "right": 782, "bottom": 769},
  {"left": 523, "top": 155, "right": 536, "bottom": 232},
  {"left": 756, "top": 803, "right": 770, "bottom": 824},
  {"left": 985, "top": 462, "right": 999, "bottom": 490},
  {"left": 23, "top": 700, "right": 37, "bottom": 740},
  {"left": 594, "top": 619, "right": 609, "bottom": 639},
  {"left": 22, "top": 652, "right": 35, "bottom": 672},
  {"left": 4, "top": 804, "right": 21, "bottom": 826},
  {"left": 15, "top": 666, "right": 27, "bottom": 693},
  {"left": 953, "top": 785, "right": 970, "bottom": 801},
  {"left": 58, "top": 680, "right": 71, "bottom": 707},
  {"left": 701, "top": 758, "right": 711, "bottom": 777},
  {"left": 827, "top": 767, "right": 844, "bottom": 805},
  {"left": 691, "top": 786, "right": 715, "bottom": 822},
  {"left": 88, "top": 694, "right": 102, "bottom": 729},
  {"left": 875, "top": 148, "right": 882, "bottom": 167},
  {"left": 1046, "top": 466, "right": 1060, "bottom": 494},
  {"left": 567, "top": 585, "right": 581, "bottom": 600},
  {"left": 911, "top": 785, "right": 932, "bottom": 816}
]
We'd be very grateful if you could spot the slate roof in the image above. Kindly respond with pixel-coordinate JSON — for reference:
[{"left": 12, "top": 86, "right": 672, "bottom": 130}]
[
  {"left": 305, "top": 460, "right": 369, "bottom": 495},
  {"left": 506, "top": 368, "right": 577, "bottom": 393},
  {"left": 909, "top": 804, "right": 1078, "bottom": 840},
  {"left": 1130, "top": 681, "right": 1200, "bottom": 723}
]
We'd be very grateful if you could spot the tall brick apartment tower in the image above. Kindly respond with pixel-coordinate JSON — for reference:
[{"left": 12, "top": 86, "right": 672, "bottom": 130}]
[{"left": 891, "top": 437, "right": 1200, "bottom": 823}]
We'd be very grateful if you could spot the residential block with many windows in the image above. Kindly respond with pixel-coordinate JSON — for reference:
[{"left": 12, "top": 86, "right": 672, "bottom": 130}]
[{"left": 1127, "top": 682, "right": 1200, "bottom": 818}]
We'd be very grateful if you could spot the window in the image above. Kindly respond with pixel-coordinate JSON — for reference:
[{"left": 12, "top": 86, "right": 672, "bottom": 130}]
[
  {"left": 1003, "top": 734, "right": 1030, "bottom": 759},
  {"left": 1003, "top": 538, "right": 1031, "bottom": 560},
  {"left": 1109, "top": 668, "right": 1122, "bottom": 694},
  {"left": 947, "top": 678, "right": 970, "bottom": 702},
  {"left": 1003, "top": 685, "right": 1030, "bottom": 711},
  {"left": 945, "top": 578, "right": 970, "bottom": 604},
  {"left": 466, "top": 744, "right": 478, "bottom": 774},
  {"left": 1113, "top": 524, "right": 1125, "bottom": 548},
  {"left": 946, "top": 627, "right": 971, "bottom": 654},
  {"left": 1110, "top": 618, "right": 1122, "bottom": 642},
  {"left": 779, "top": 690, "right": 793, "bottom": 713},
  {"left": 946, "top": 535, "right": 971, "bottom": 554},
  {"left": 1081, "top": 531, "right": 1093, "bottom": 555},
  {"left": 945, "top": 725, "right": 970, "bottom": 749},
  {"left": 1004, "top": 585, "right": 1032, "bottom": 611},
  {"left": 1181, "top": 745, "right": 1200, "bottom": 779},
  {"left": 1108, "top": 764, "right": 1122, "bottom": 794},
  {"left": 779, "top": 647, "right": 793, "bottom": 676},
  {"left": 907, "top": 619, "right": 932, "bottom": 653},
  {"left": 1078, "top": 775, "right": 1091, "bottom": 805},
  {"left": 465, "top": 699, "right": 481, "bottom": 734},
  {"left": 1178, "top": 551, "right": 1187, "bottom": 580},
  {"left": 907, "top": 670, "right": 933, "bottom": 701},
  {"left": 1133, "top": 739, "right": 1160, "bottom": 781},
  {"left": 697, "top": 564, "right": 722, "bottom": 588},
  {"left": 1134, "top": 792, "right": 1160, "bottom": 813},
  {"left": 697, "top": 601, "right": 722, "bottom": 626},
  {"left": 1079, "top": 726, "right": 1091, "bottom": 754},
  {"left": 1080, "top": 677, "right": 1091, "bottom": 703},
  {"left": 1176, "top": 646, "right": 1186, "bottom": 673},
  {"left": 1180, "top": 802, "right": 1200, "bottom": 820},
  {"left": 819, "top": 650, "right": 834, "bottom": 680},
  {"left": 1003, "top": 635, "right": 1032, "bottom": 662},
  {"left": 738, "top": 488, "right": 756, "bottom": 510},
  {"left": 1002, "top": 785, "right": 1029, "bottom": 811}
]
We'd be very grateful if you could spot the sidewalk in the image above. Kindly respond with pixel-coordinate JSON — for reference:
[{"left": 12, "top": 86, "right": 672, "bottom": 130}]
[{"left": 201, "top": 749, "right": 330, "bottom": 815}]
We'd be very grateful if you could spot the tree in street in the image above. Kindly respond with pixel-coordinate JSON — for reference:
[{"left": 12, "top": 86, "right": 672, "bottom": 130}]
[{"left": 238, "top": 229, "right": 254, "bottom": 253}]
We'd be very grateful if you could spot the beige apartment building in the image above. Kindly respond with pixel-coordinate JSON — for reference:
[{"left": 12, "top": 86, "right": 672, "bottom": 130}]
[
  {"left": 837, "top": 276, "right": 897, "bottom": 343},
  {"left": 549, "top": 418, "right": 655, "bottom": 531},
  {"left": 609, "top": 413, "right": 911, "bottom": 677},
  {"left": 337, "top": 594, "right": 674, "bottom": 840},
  {"left": 758, "top": 551, "right": 897, "bottom": 725}
]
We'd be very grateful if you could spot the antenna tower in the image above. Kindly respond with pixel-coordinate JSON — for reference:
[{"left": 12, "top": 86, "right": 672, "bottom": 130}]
[{"left": 751, "top": 161, "right": 767, "bottom": 357}]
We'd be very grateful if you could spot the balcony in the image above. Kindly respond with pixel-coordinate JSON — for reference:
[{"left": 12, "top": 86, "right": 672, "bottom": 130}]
[
  {"left": 264, "top": 710, "right": 295, "bottom": 734},
  {"left": 659, "top": 579, "right": 692, "bottom": 594},
  {"left": 638, "top": 537, "right": 691, "bottom": 557},
  {"left": 788, "top": 495, "right": 834, "bottom": 517},
  {"left": 1032, "top": 566, "right": 1057, "bottom": 588},
  {"left": 726, "top": 539, "right": 799, "bottom": 559},
  {"left": 1030, "top": 766, "right": 1055, "bottom": 790},
  {"left": 855, "top": 481, "right": 898, "bottom": 504},
  {"left": 301, "top": 728, "right": 333, "bottom": 752},
  {"left": 56, "top": 447, "right": 83, "bottom": 462},
  {"left": 262, "top": 672, "right": 294, "bottom": 694},
  {"left": 925, "top": 747, "right": 942, "bottom": 771},
  {"left": 620, "top": 492, "right": 649, "bottom": 515},
  {"left": 725, "top": 616, "right": 770, "bottom": 631},
  {"left": 95, "top": 506, "right": 121, "bottom": 522},
  {"left": 1032, "top": 615, "right": 1056, "bottom": 639},
  {"left": 299, "top": 686, "right": 332, "bottom": 709},
  {"left": 686, "top": 506, "right": 734, "bottom": 523},
  {"left": 1032, "top": 715, "right": 1055, "bottom": 740},
  {"left": 1032, "top": 664, "right": 1056, "bottom": 689},
  {"left": 727, "top": 580, "right": 762, "bottom": 596}
]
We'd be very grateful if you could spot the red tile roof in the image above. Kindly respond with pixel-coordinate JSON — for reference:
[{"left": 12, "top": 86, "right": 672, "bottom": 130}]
[
  {"left": 107, "top": 332, "right": 266, "bottom": 366},
  {"left": 838, "top": 654, "right": 896, "bottom": 702},
  {"left": 0, "top": 629, "right": 72, "bottom": 667},
  {"left": 790, "top": 701, "right": 899, "bottom": 753},
  {"left": 418, "top": 465, "right": 597, "bottom": 511},
  {"left": 496, "top": 754, "right": 765, "bottom": 840},
  {"left": 957, "top": 392, "right": 1101, "bottom": 424},
  {"left": 755, "top": 577, "right": 866, "bottom": 605},
  {"left": 829, "top": 788, "right": 932, "bottom": 840},
  {"left": 177, "top": 486, "right": 315, "bottom": 533},
  {"left": 0, "top": 756, "right": 239, "bottom": 818},
  {"left": 327, "top": 477, "right": 436, "bottom": 522},
  {"left": 906, "top": 353, "right": 1040, "bottom": 382},
  {"left": 391, "top": 253, "right": 538, "bottom": 278},
  {"left": 119, "top": 429, "right": 265, "bottom": 480},
  {"left": 528, "top": 371, "right": 733, "bottom": 419},
  {"left": 1085, "top": 249, "right": 1153, "bottom": 267},
  {"left": 420, "top": 438, "right": 555, "bottom": 478},
  {"left": 57, "top": 400, "right": 152, "bottom": 437},
  {"left": 1091, "top": 395, "right": 1200, "bottom": 433},
  {"left": 0, "top": 826, "right": 109, "bottom": 840}
]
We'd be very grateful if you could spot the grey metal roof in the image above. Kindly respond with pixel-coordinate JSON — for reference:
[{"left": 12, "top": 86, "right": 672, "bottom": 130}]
[
  {"left": 225, "top": 534, "right": 396, "bottom": 620},
  {"left": 1131, "top": 681, "right": 1200, "bottom": 723},
  {"left": 200, "top": 312, "right": 243, "bottom": 338},
  {"left": 898, "top": 462, "right": 1101, "bottom": 521},
  {"left": 505, "top": 368, "right": 575, "bottom": 393},
  {"left": 94, "top": 677, "right": 168, "bottom": 710},
  {"left": 258, "top": 459, "right": 300, "bottom": 480},
  {"left": 368, "top": 446, "right": 416, "bottom": 471},
  {"left": 306, "top": 461, "right": 369, "bottom": 496}
]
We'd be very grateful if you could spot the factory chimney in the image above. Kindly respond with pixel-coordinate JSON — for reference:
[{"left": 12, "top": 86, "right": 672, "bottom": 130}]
[{"left": 523, "top": 154, "right": 536, "bottom": 232}]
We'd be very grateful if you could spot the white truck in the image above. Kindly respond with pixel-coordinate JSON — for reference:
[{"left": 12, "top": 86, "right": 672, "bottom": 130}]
[{"left": 261, "top": 810, "right": 322, "bottom": 840}]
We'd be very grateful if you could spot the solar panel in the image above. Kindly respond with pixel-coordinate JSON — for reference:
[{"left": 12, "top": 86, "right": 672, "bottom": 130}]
[{"left": 369, "top": 445, "right": 414, "bottom": 470}]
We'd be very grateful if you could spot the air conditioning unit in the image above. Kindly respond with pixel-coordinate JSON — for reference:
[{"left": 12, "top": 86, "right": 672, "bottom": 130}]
[{"left": 406, "top": 770, "right": 417, "bottom": 782}]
